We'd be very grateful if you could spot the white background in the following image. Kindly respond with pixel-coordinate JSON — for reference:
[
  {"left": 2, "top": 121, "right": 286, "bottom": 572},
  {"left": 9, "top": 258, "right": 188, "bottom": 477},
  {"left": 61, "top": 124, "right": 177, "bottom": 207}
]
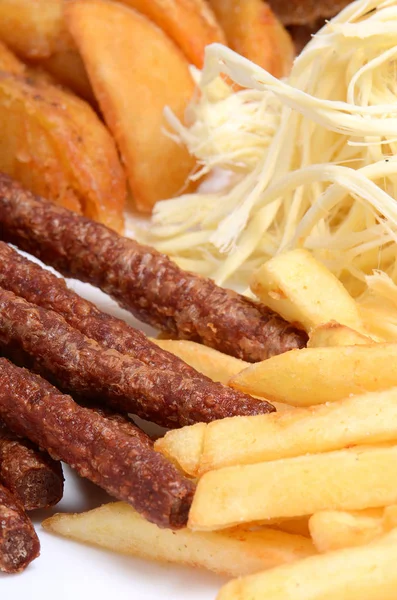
[{"left": 1, "top": 272, "right": 225, "bottom": 600}]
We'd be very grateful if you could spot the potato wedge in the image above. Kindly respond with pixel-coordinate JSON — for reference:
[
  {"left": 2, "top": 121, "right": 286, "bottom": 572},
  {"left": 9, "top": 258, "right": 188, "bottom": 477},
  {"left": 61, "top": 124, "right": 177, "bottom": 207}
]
[
  {"left": 309, "top": 509, "right": 385, "bottom": 553},
  {"left": 43, "top": 502, "right": 315, "bottom": 576},
  {"left": 153, "top": 338, "right": 248, "bottom": 383},
  {"left": 217, "top": 528, "right": 397, "bottom": 600},
  {"left": 118, "top": 0, "right": 226, "bottom": 68},
  {"left": 0, "top": 40, "right": 25, "bottom": 75},
  {"left": 154, "top": 423, "right": 205, "bottom": 477},
  {"left": 307, "top": 322, "right": 372, "bottom": 347},
  {"left": 196, "top": 387, "right": 397, "bottom": 473},
  {"left": 230, "top": 344, "right": 397, "bottom": 406},
  {"left": 0, "top": 72, "right": 125, "bottom": 230},
  {"left": 251, "top": 249, "right": 365, "bottom": 334},
  {"left": 39, "top": 50, "right": 95, "bottom": 105},
  {"left": 188, "top": 444, "right": 397, "bottom": 530},
  {"left": 209, "top": 0, "right": 294, "bottom": 78},
  {"left": 66, "top": 0, "right": 196, "bottom": 213},
  {"left": 0, "top": 0, "right": 71, "bottom": 59}
]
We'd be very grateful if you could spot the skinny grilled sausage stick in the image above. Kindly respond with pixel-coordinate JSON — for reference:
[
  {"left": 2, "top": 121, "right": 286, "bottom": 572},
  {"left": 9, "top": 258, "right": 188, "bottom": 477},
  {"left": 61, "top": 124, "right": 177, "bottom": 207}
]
[
  {"left": 0, "top": 288, "right": 274, "bottom": 428},
  {"left": 0, "top": 482, "right": 40, "bottom": 573},
  {"left": 0, "top": 241, "right": 215, "bottom": 379},
  {"left": 0, "top": 175, "right": 307, "bottom": 362},
  {"left": 0, "top": 421, "right": 64, "bottom": 511},
  {"left": 0, "top": 358, "right": 194, "bottom": 529}
]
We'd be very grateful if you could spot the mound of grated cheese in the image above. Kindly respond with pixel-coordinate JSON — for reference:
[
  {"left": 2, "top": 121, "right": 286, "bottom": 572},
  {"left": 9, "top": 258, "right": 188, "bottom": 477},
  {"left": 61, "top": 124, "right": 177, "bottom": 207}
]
[{"left": 137, "top": 0, "right": 397, "bottom": 335}]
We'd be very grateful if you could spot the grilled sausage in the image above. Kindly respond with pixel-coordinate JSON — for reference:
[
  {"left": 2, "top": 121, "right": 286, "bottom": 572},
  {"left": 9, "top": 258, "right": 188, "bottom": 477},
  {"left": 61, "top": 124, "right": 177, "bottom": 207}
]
[
  {"left": 0, "top": 421, "right": 64, "bottom": 510},
  {"left": 0, "top": 174, "right": 307, "bottom": 362},
  {"left": 0, "top": 482, "right": 40, "bottom": 573},
  {"left": 0, "top": 287, "right": 275, "bottom": 428},
  {"left": 0, "top": 358, "right": 194, "bottom": 529}
]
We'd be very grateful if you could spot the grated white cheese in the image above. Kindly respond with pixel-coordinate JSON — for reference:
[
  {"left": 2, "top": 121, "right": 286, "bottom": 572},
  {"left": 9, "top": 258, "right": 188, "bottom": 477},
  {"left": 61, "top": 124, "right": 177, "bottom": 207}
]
[{"left": 138, "top": 0, "right": 397, "bottom": 312}]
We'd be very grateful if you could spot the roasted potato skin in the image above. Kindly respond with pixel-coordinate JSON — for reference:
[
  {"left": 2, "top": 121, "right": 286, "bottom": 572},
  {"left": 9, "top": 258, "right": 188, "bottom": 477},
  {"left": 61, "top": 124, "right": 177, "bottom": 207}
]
[
  {"left": 0, "top": 71, "right": 126, "bottom": 230},
  {"left": 66, "top": 0, "right": 196, "bottom": 213}
]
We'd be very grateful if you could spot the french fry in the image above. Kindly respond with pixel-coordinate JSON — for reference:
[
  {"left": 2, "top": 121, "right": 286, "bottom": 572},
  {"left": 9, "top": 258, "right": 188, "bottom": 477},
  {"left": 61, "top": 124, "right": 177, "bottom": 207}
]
[
  {"left": 154, "top": 423, "right": 205, "bottom": 477},
  {"left": 188, "top": 444, "right": 397, "bottom": 530},
  {"left": 309, "top": 509, "right": 385, "bottom": 553},
  {"left": 66, "top": 0, "right": 197, "bottom": 214},
  {"left": 153, "top": 339, "right": 248, "bottom": 383},
  {"left": 43, "top": 502, "right": 315, "bottom": 576},
  {"left": 192, "top": 388, "right": 397, "bottom": 473},
  {"left": 217, "top": 528, "right": 397, "bottom": 600},
  {"left": 382, "top": 505, "right": 397, "bottom": 530},
  {"left": 307, "top": 322, "right": 372, "bottom": 347},
  {"left": 0, "top": 0, "right": 71, "bottom": 60},
  {"left": 272, "top": 517, "right": 311, "bottom": 538},
  {"left": 118, "top": 0, "right": 226, "bottom": 68},
  {"left": 251, "top": 249, "right": 365, "bottom": 334},
  {"left": 154, "top": 400, "right": 298, "bottom": 477},
  {"left": 208, "top": 0, "right": 294, "bottom": 78},
  {"left": 0, "top": 71, "right": 126, "bottom": 231},
  {"left": 230, "top": 343, "right": 397, "bottom": 406}
]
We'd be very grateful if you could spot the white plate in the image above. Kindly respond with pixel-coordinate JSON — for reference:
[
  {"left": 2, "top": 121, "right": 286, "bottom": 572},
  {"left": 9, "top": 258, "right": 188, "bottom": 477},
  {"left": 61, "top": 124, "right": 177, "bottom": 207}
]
[{"left": 1, "top": 268, "right": 226, "bottom": 600}]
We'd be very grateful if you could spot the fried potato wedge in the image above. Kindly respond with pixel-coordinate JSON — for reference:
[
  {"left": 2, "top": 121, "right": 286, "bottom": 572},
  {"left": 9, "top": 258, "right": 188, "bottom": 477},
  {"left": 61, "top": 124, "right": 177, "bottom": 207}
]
[
  {"left": 66, "top": 0, "right": 196, "bottom": 213},
  {"left": 209, "top": 0, "right": 294, "bottom": 78},
  {"left": 217, "top": 528, "right": 397, "bottom": 600},
  {"left": 251, "top": 249, "right": 365, "bottom": 334},
  {"left": 43, "top": 502, "right": 315, "bottom": 576},
  {"left": 307, "top": 322, "right": 372, "bottom": 347},
  {"left": 194, "top": 388, "right": 397, "bottom": 474},
  {"left": 188, "top": 444, "right": 397, "bottom": 530},
  {"left": 230, "top": 343, "right": 397, "bottom": 406},
  {"left": 118, "top": 0, "right": 226, "bottom": 68},
  {"left": 309, "top": 509, "right": 385, "bottom": 553},
  {"left": 0, "top": 72, "right": 126, "bottom": 230},
  {"left": 153, "top": 339, "right": 248, "bottom": 383},
  {"left": 39, "top": 50, "right": 95, "bottom": 105},
  {"left": 0, "top": 39, "right": 25, "bottom": 75},
  {"left": 0, "top": 0, "right": 71, "bottom": 59}
]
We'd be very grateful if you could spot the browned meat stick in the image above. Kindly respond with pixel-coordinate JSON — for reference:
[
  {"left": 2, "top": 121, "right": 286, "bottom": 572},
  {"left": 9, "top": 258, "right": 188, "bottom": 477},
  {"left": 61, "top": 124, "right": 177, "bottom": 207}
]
[
  {"left": 0, "top": 421, "right": 64, "bottom": 511},
  {"left": 0, "top": 241, "right": 211, "bottom": 379},
  {"left": 0, "top": 288, "right": 274, "bottom": 428},
  {"left": 0, "top": 175, "right": 307, "bottom": 362},
  {"left": 0, "top": 358, "right": 194, "bottom": 529},
  {"left": 0, "top": 482, "right": 40, "bottom": 573}
]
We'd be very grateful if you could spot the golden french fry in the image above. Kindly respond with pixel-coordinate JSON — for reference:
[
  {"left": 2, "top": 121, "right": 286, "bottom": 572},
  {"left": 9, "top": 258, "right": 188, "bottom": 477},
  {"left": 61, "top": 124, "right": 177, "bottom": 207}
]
[
  {"left": 208, "top": 0, "right": 294, "bottom": 78},
  {"left": 217, "top": 528, "right": 397, "bottom": 600},
  {"left": 43, "top": 502, "right": 315, "bottom": 576},
  {"left": 154, "top": 423, "right": 205, "bottom": 477},
  {"left": 272, "top": 517, "right": 311, "bottom": 538},
  {"left": 66, "top": 0, "right": 196, "bottom": 214},
  {"left": 188, "top": 444, "right": 397, "bottom": 530},
  {"left": 251, "top": 250, "right": 365, "bottom": 334},
  {"left": 196, "top": 388, "right": 397, "bottom": 473},
  {"left": 382, "top": 505, "right": 397, "bottom": 531},
  {"left": 0, "top": 71, "right": 126, "bottom": 231},
  {"left": 153, "top": 338, "right": 248, "bottom": 383},
  {"left": 118, "top": 0, "right": 226, "bottom": 68},
  {"left": 307, "top": 322, "right": 372, "bottom": 347},
  {"left": 309, "top": 509, "right": 385, "bottom": 553},
  {"left": 0, "top": 0, "right": 71, "bottom": 59},
  {"left": 230, "top": 344, "right": 397, "bottom": 406}
]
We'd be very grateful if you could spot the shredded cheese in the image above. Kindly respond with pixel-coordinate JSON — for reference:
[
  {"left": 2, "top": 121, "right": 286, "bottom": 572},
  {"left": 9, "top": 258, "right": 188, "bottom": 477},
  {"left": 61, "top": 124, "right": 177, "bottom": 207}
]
[{"left": 137, "top": 0, "right": 397, "bottom": 311}]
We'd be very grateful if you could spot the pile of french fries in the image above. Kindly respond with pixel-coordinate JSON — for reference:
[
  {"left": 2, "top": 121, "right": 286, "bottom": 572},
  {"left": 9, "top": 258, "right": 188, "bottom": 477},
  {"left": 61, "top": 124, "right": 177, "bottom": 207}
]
[
  {"left": 0, "top": 0, "right": 294, "bottom": 230},
  {"left": 43, "top": 248, "right": 397, "bottom": 599}
]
